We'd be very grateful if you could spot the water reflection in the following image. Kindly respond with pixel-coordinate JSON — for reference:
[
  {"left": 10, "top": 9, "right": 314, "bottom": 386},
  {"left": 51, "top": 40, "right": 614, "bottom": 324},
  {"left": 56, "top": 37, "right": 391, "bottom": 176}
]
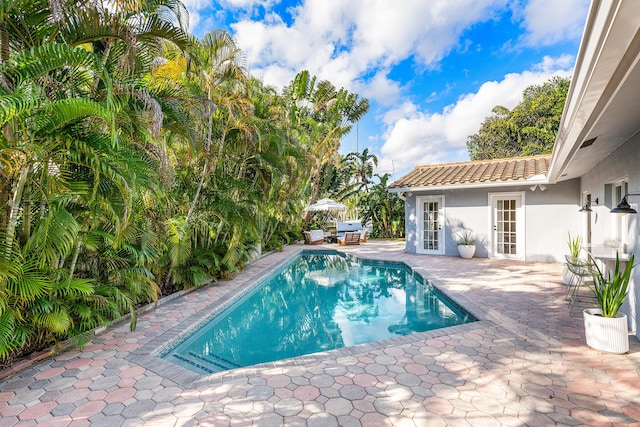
[{"left": 165, "top": 252, "right": 474, "bottom": 373}]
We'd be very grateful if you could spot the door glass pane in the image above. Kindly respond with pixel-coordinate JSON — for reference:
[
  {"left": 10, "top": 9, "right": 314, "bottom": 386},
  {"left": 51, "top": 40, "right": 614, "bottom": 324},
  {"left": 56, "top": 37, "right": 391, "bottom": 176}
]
[
  {"left": 497, "top": 198, "right": 517, "bottom": 255},
  {"left": 423, "top": 201, "right": 439, "bottom": 251}
]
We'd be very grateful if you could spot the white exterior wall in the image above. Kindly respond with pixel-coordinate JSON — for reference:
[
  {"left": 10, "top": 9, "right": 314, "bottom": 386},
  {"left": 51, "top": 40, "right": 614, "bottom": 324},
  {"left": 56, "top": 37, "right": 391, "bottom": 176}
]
[
  {"left": 578, "top": 136, "right": 640, "bottom": 337},
  {"left": 403, "top": 179, "right": 581, "bottom": 262}
]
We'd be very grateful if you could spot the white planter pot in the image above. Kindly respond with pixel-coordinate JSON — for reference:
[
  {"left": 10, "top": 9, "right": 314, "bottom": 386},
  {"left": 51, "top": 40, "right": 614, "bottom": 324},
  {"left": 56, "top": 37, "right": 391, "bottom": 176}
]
[
  {"left": 458, "top": 244, "right": 476, "bottom": 259},
  {"left": 583, "top": 308, "right": 629, "bottom": 354}
]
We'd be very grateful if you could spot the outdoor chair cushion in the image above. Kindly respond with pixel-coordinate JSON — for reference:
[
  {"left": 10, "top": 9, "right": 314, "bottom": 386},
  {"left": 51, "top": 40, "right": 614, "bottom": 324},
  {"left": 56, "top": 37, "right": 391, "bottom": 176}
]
[
  {"left": 338, "top": 232, "right": 360, "bottom": 246},
  {"left": 303, "top": 230, "right": 325, "bottom": 245},
  {"left": 309, "top": 229, "right": 325, "bottom": 241}
]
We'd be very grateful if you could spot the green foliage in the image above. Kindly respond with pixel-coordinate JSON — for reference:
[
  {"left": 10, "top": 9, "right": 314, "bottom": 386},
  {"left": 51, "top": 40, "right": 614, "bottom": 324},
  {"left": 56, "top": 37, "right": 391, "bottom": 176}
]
[
  {"left": 567, "top": 232, "right": 582, "bottom": 261},
  {"left": 467, "top": 76, "right": 570, "bottom": 160},
  {"left": 283, "top": 70, "right": 370, "bottom": 229},
  {"left": 456, "top": 230, "right": 475, "bottom": 246},
  {"left": 0, "top": 0, "right": 370, "bottom": 367},
  {"left": 358, "top": 174, "right": 405, "bottom": 239},
  {"left": 309, "top": 147, "right": 405, "bottom": 239},
  {"left": 589, "top": 254, "right": 635, "bottom": 318}
]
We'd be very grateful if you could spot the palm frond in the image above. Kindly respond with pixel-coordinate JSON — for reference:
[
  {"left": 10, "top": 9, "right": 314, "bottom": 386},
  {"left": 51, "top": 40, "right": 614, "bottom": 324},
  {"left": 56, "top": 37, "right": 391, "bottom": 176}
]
[
  {"left": 4, "top": 259, "right": 50, "bottom": 303},
  {"left": 24, "top": 203, "right": 79, "bottom": 269},
  {"left": 51, "top": 278, "right": 94, "bottom": 296},
  {"left": 0, "top": 312, "right": 23, "bottom": 360},
  {"left": 33, "top": 308, "right": 72, "bottom": 334},
  {"left": 0, "top": 92, "right": 39, "bottom": 126},
  {"left": 165, "top": 215, "right": 191, "bottom": 266},
  {"left": 3, "top": 44, "right": 109, "bottom": 90},
  {"left": 33, "top": 98, "right": 114, "bottom": 136},
  {"left": 137, "top": 14, "right": 191, "bottom": 52}
]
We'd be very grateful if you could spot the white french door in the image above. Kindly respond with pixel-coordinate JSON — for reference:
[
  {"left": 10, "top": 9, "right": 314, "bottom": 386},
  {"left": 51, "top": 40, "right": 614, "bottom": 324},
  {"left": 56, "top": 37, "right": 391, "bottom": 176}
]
[
  {"left": 416, "top": 196, "right": 444, "bottom": 255},
  {"left": 489, "top": 193, "right": 525, "bottom": 259}
]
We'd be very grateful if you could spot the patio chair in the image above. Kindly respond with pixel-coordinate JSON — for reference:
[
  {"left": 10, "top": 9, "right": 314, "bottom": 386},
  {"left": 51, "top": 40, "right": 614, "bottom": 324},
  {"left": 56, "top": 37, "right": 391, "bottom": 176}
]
[
  {"left": 303, "top": 230, "right": 325, "bottom": 245},
  {"left": 359, "top": 230, "right": 368, "bottom": 243},
  {"left": 338, "top": 231, "right": 360, "bottom": 246},
  {"left": 565, "top": 255, "right": 595, "bottom": 316}
]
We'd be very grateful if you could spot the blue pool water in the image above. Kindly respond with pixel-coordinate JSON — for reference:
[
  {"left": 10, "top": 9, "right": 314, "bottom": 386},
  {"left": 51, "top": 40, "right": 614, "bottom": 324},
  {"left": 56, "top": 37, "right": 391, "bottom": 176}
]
[{"left": 162, "top": 251, "right": 475, "bottom": 374}]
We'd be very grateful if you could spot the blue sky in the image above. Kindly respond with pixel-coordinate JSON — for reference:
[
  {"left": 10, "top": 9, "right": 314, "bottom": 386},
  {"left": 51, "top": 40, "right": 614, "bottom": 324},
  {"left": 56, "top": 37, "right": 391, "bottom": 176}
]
[{"left": 182, "top": 0, "right": 590, "bottom": 179}]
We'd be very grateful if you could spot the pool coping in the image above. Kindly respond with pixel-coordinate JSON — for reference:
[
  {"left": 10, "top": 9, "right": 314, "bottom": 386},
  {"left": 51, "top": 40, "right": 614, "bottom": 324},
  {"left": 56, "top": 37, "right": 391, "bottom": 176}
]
[{"left": 127, "top": 246, "right": 493, "bottom": 388}]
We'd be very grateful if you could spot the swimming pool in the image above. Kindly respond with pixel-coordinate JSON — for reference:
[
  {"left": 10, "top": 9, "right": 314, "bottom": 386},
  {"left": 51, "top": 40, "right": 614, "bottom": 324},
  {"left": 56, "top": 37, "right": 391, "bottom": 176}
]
[{"left": 161, "top": 251, "right": 475, "bottom": 374}]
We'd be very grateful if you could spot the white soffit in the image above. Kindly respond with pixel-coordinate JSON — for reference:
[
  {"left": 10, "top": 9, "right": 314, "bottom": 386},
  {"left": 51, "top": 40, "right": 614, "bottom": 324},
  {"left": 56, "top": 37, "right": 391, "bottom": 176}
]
[{"left": 548, "top": 0, "right": 640, "bottom": 183}]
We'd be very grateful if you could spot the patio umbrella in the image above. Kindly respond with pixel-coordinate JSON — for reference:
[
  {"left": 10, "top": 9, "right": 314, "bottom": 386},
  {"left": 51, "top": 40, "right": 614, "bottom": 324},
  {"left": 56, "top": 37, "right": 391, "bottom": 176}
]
[
  {"left": 304, "top": 198, "right": 348, "bottom": 223},
  {"left": 304, "top": 198, "right": 348, "bottom": 212}
]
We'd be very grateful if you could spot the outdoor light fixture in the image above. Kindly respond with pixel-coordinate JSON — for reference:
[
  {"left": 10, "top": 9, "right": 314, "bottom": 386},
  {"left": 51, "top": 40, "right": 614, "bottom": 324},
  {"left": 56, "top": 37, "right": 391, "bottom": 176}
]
[
  {"left": 610, "top": 193, "right": 640, "bottom": 214},
  {"left": 579, "top": 197, "right": 599, "bottom": 212}
]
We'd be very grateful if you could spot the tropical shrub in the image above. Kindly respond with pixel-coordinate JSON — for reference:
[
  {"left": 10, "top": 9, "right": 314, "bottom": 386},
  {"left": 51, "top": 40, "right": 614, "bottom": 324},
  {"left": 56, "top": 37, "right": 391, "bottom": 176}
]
[
  {"left": 0, "top": 0, "right": 369, "bottom": 367},
  {"left": 589, "top": 253, "right": 635, "bottom": 318}
]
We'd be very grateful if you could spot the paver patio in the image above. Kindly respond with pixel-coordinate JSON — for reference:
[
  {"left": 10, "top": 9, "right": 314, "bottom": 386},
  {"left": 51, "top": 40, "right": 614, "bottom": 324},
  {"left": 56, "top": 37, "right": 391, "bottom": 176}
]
[{"left": 1, "top": 241, "right": 639, "bottom": 426}]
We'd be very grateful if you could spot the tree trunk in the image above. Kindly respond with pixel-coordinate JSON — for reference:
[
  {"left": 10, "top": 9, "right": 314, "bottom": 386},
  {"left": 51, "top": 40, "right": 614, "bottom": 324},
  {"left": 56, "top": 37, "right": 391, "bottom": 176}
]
[
  {"left": 185, "top": 107, "right": 214, "bottom": 225},
  {"left": 5, "top": 165, "right": 29, "bottom": 255},
  {"left": 0, "top": 24, "right": 10, "bottom": 88},
  {"left": 68, "top": 238, "right": 82, "bottom": 279},
  {"left": 185, "top": 157, "right": 209, "bottom": 224},
  {"left": 20, "top": 200, "right": 30, "bottom": 245},
  {"left": 92, "top": 39, "right": 112, "bottom": 93},
  {"left": 304, "top": 168, "right": 322, "bottom": 229}
]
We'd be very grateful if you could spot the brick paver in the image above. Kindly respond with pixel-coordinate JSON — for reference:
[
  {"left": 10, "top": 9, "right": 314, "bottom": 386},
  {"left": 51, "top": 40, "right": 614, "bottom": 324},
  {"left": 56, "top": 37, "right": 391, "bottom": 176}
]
[{"left": 1, "top": 241, "right": 639, "bottom": 426}]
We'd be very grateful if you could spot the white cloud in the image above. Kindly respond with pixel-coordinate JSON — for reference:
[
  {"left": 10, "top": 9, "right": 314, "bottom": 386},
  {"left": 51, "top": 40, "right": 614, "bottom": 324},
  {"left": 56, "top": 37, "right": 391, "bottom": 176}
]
[
  {"left": 357, "top": 71, "right": 403, "bottom": 107},
  {"left": 179, "top": 0, "right": 208, "bottom": 31},
  {"left": 382, "top": 102, "right": 418, "bottom": 126},
  {"left": 179, "top": 1, "right": 586, "bottom": 182},
  {"left": 377, "top": 56, "right": 573, "bottom": 176},
  {"left": 228, "top": 0, "right": 507, "bottom": 102},
  {"left": 520, "top": 0, "right": 590, "bottom": 46},
  {"left": 222, "top": 0, "right": 278, "bottom": 7}
]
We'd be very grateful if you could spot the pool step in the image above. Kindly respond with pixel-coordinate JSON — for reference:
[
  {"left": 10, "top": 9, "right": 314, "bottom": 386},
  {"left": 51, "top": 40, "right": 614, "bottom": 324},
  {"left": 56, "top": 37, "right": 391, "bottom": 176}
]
[
  {"left": 189, "top": 351, "right": 241, "bottom": 372},
  {"left": 170, "top": 354, "right": 216, "bottom": 374},
  {"left": 170, "top": 351, "right": 241, "bottom": 374}
]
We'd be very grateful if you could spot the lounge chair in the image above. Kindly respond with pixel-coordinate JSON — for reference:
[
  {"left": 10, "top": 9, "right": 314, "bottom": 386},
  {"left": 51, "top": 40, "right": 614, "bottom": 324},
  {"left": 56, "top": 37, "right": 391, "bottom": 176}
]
[
  {"left": 338, "top": 231, "right": 360, "bottom": 246},
  {"left": 359, "top": 230, "right": 368, "bottom": 243},
  {"left": 303, "top": 229, "right": 325, "bottom": 245}
]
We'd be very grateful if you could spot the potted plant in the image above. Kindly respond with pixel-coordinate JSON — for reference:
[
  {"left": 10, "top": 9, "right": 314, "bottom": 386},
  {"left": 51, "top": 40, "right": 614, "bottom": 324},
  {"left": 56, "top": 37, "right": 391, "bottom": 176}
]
[
  {"left": 583, "top": 253, "right": 635, "bottom": 353},
  {"left": 563, "top": 232, "right": 583, "bottom": 285},
  {"left": 456, "top": 229, "right": 476, "bottom": 259}
]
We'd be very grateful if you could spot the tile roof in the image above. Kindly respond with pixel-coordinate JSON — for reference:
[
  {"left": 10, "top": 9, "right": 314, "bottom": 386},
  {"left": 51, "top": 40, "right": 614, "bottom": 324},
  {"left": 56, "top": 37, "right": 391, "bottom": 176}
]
[{"left": 388, "top": 155, "right": 551, "bottom": 190}]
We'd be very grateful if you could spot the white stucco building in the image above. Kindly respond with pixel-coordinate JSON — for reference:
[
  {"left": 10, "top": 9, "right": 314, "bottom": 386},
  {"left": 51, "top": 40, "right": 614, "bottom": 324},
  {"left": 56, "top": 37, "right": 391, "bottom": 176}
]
[{"left": 389, "top": 0, "right": 640, "bottom": 339}]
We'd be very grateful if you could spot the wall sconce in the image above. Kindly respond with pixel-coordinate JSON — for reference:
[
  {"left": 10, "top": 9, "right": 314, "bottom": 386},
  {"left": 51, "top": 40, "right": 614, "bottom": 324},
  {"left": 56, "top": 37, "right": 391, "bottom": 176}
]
[
  {"left": 610, "top": 193, "right": 640, "bottom": 214},
  {"left": 579, "top": 197, "right": 598, "bottom": 212}
]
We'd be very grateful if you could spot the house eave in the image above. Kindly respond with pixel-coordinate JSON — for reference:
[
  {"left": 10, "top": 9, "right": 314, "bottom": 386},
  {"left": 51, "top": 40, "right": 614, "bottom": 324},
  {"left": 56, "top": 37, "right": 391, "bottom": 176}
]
[
  {"left": 548, "top": 0, "right": 640, "bottom": 183},
  {"left": 388, "top": 176, "right": 549, "bottom": 193}
]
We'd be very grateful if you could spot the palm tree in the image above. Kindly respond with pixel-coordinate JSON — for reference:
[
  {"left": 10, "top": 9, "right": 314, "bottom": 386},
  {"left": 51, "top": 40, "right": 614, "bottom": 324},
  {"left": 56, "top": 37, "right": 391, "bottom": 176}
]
[
  {"left": 0, "top": 0, "right": 373, "bottom": 365},
  {"left": 345, "top": 148, "right": 378, "bottom": 193},
  {"left": 151, "top": 29, "right": 253, "bottom": 289},
  {"left": 184, "top": 29, "right": 248, "bottom": 223},
  {"left": 359, "top": 174, "right": 405, "bottom": 238},
  {"left": 284, "top": 71, "right": 370, "bottom": 227},
  {"left": 0, "top": 0, "right": 193, "bottom": 360}
]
